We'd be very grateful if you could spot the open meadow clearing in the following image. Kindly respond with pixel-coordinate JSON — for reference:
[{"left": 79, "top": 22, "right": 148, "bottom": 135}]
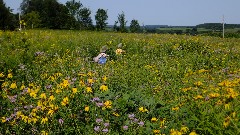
[{"left": 0, "top": 30, "right": 240, "bottom": 135}]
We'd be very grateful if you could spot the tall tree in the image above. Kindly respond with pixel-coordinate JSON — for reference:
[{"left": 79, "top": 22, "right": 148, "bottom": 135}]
[
  {"left": 95, "top": 9, "right": 108, "bottom": 30},
  {"left": 77, "top": 7, "right": 93, "bottom": 30},
  {"left": 0, "top": 0, "right": 16, "bottom": 30},
  {"left": 22, "top": 11, "right": 41, "bottom": 28},
  {"left": 118, "top": 11, "right": 127, "bottom": 33},
  {"left": 66, "top": 0, "right": 82, "bottom": 20},
  {"left": 130, "top": 19, "right": 140, "bottom": 33}
]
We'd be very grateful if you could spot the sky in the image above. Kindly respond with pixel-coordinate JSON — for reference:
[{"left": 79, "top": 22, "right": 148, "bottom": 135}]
[{"left": 4, "top": 0, "right": 240, "bottom": 26}]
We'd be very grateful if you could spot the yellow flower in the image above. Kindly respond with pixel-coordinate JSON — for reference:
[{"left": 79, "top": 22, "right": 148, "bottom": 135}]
[
  {"left": 49, "top": 95, "right": 55, "bottom": 101},
  {"left": 79, "top": 80, "right": 85, "bottom": 86},
  {"left": 41, "top": 117, "right": 48, "bottom": 124},
  {"left": 41, "top": 130, "right": 48, "bottom": 135},
  {"left": 170, "top": 129, "right": 182, "bottom": 135},
  {"left": 102, "top": 76, "right": 107, "bottom": 82},
  {"left": 151, "top": 117, "right": 158, "bottom": 122},
  {"left": 189, "top": 130, "right": 197, "bottom": 135},
  {"left": 116, "top": 49, "right": 123, "bottom": 55},
  {"left": 61, "top": 97, "right": 69, "bottom": 106},
  {"left": 88, "top": 78, "right": 94, "bottom": 84},
  {"left": 160, "top": 118, "right": 166, "bottom": 127},
  {"left": 193, "top": 95, "right": 203, "bottom": 100},
  {"left": 100, "top": 84, "right": 108, "bottom": 92},
  {"left": 224, "top": 103, "right": 230, "bottom": 110},
  {"left": 72, "top": 88, "right": 78, "bottom": 94},
  {"left": 47, "top": 109, "right": 54, "bottom": 116},
  {"left": 86, "top": 87, "right": 92, "bottom": 93},
  {"left": 180, "top": 126, "right": 189, "bottom": 134},
  {"left": 153, "top": 129, "right": 160, "bottom": 134},
  {"left": 0, "top": 72, "right": 4, "bottom": 77},
  {"left": 7, "top": 73, "right": 13, "bottom": 78},
  {"left": 1, "top": 117, "right": 6, "bottom": 123},
  {"left": 31, "top": 117, "right": 37, "bottom": 124},
  {"left": 104, "top": 100, "right": 112, "bottom": 109},
  {"left": 172, "top": 106, "right": 179, "bottom": 111},
  {"left": 113, "top": 112, "right": 120, "bottom": 117},
  {"left": 84, "top": 106, "right": 89, "bottom": 112},
  {"left": 40, "top": 93, "right": 47, "bottom": 99},
  {"left": 139, "top": 107, "right": 148, "bottom": 112},
  {"left": 30, "top": 91, "right": 37, "bottom": 98},
  {"left": 10, "top": 82, "right": 17, "bottom": 89},
  {"left": 194, "top": 81, "right": 203, "bottom": 87}
]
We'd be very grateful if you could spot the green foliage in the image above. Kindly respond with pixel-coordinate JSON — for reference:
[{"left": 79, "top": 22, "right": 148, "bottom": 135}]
[
  {"left": 78, "top": 7, "right": 93, "bottom": 30},
  {"left": 130, "top": 19, "right": 141, "bottom": 33},
  {"left": 117, "top": 12, "right": 128, "bottom": 33},
  {"left": 95, "top": 9, "right": 108, "bottom": 31}
]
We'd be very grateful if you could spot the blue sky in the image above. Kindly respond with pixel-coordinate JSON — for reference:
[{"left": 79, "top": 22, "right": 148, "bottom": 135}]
[{"left": 4, "top": 0, "right": 240, "bottom": 26}]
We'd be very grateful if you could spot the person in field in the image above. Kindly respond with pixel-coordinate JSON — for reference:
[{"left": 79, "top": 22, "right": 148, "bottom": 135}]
[{"left": 93, "top": 45, "right": 109, "bottom": 64}]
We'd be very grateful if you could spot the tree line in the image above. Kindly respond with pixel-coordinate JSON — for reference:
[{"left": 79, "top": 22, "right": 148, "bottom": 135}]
[{"left": 0, "top": 0, "right": 141, "bottom": 32}]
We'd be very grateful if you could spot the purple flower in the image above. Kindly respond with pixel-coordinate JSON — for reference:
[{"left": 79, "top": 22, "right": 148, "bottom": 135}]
[
  {"left": 133, "top": 118, "right": 139, "bottom": 123},
  {"left": 138, "top": 121, "right": 144, "bottom": 127},
  {"left": 96, "top": 118, "right": 103, "bottom": 123},
  {"left": 96, "top": 102, "right": 104, "bottom": 107},
  {"left": 94, "top": 126, "right": 100, "bottom": 132},
  {"left": 102, "top": 128, "right": 108, "bottom": 133},
  {"left": 45, "top": 84, "right": 52, "bottom": 89},
  {"left": 123, "top": 125, "right": 128, "bottom": 130},
  {"left": 59, "top": 118, "right": 64, "bottom": 125},
  {"left": 91, "top": 97, "right": 100, "bottom": 102},
  {"left": 128, "top": 114, "right": 135, "bottom": 119},
  {"left": 104, "top": 123, "right": 109, "bottom": 127}
]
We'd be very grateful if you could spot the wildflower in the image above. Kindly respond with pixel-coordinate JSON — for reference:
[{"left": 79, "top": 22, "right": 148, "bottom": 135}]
[
  {"left": 61, "top": 97, "right": 69, "bottom": 106},
  {"left": 104, "top": 123, "right": 110, "bottom": 127},
  {"left": 41, "top": 130, "right": 48, "bottom": 135},
  {"left": 91, "top": 97, "right": 100, "bottom": 102},
  {"left": 180, "top": 126, "right": 189, "bottom": 134},
  {"left": 10, "top": 82, "right": 17, "bottom": 89},
  {"left": 102, "top": 76, "right": 107, "bottom": 82},
  {"left": 86, "top": 87, "right": 93, "bottom": 93},
  {"left": 172, "top": 106, "right": 179, "bottom": 111},
  {"left": 138, "top": 121, "right": 144, "bottom": 126},
  {"left": 139, "top": 107, "right": 148, "bottom": 112},
  {"left": 104, "top": 100, "right": 112, "bottom": 109},
  {"left": 49, "top": 95, "right": 55, "bottom": 101},
  {"left": 96, "top": 118, "right": 103, "bottom": 123},
  {"left": 0, "top": 72, "right": 4, "bottom": 77},
  {"left": 193, "top": 95, "right": 203, "bottom": 100},
  {"left": 113, "top": 112, "right": 120, "bottom": 117},
  {"left": 151, "top": 117, "right": 158, "bottom": 122},
  {"left": 40, "top": 93, "right": 47, "bottom": 99},
  {"left": 170, "top": 129, "right": 182, "bottom": 135},
  {"left": 84, "top": 106, "right": 89, "bottom": 112},
  {"left": 47, "top": 109, "right": 54, "bottom": 116},
  {"left": 41, "top": 117, "right": 48, "bottom": 124},
  {"left": 87, "top": 78, "right": 94, "bottom": 84},
  {"left": 7, "top": 73, "right": 13, "bottom": 78},
  {"left": 102, "top": 128, "right": 108, "bottom": 133},
  {"left": 100, "top": 84, "right": 108, "bottom": 92},
  {"left": 94, "top": 126, "right": 100, "bottom": 132},
  {"left": 189, "top": 130, "right": 197, "bottom": 135},
  {"left": 96, "top": 102, "right": 104, "bottom": 107},
  {"left": 31, "top": 117, "right": 37, "bottom": 124},
  {"left": 72, "top": 87, "right": 78, "bottom": 94},
  {"left": 153, "top": 129, "right": 160, "bottom": 134},
  {"left": 58, "top": 118, "right": 64, "bottom": 125},
  {"left": 123, "top": 125, "right": 128, "bottom": 130},
  {"left": 116, "top": 49, "right": 123, "bottom": 55},
  {"left": 194, "top": 81, "right": 203, "bottom": 87},
  {"left": 128, "top": 114, "right": 135, "bottom": 119},
  {"left": 1, "top": 117, "right": 6, "bottom": 123}
]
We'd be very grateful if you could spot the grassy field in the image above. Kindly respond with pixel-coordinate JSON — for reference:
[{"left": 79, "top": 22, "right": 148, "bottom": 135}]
[{"left": 0, "top": 30, "right": 240, "bottom": 135}]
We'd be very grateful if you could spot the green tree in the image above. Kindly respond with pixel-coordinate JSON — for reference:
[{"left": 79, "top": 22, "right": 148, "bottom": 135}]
[
  {"left": 130, "top": 19, "right": 140, "bottom": 33},
  {"left": 22, "top": 11, "right": 41, "bottom": 28},
  {"left": 66, "top": 0, "right": 82, "bottom": 20},
  {"left": 20, "top": 0, "right": 72, "bottom": 29},
  {"left": 117, "top": 11, "right": 127, "bottom": 32},
  {"left": 95, "top": 9, "right": 108, "bottom": 30},
  {"left": 0, "top": 0, "right": 16, "bottom": 30},
  {"left": 77, "top": 7, "right": 93, "bottom": 30}
]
